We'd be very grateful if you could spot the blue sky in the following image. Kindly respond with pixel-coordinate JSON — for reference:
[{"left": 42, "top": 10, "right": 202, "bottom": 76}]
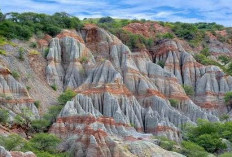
[{"left": 1, "top": 0, "right": 232, "bottom": 26}]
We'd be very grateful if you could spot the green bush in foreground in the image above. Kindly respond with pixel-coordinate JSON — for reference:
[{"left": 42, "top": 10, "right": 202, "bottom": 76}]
[
  {"left": 181, "top": 141, "right": 209, "bottom": 157},
  {"left": 183, "top": 119, "right": 228, "bottom": 153},
  {"left": 158, "top": 136, "right": 176, "bottom": 151},
  {"left": 0, "top": 134, "right": 25, "bottom": 151},
  {"left": 25, "top": 133, "right": 61, "bottom": 153}
]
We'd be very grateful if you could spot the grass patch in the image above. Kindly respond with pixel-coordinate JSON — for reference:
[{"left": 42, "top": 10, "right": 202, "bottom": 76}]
[
  {"left": 29, "top": 50, "right": 40, "bottom": 55},
  {"left": 0, "top": 49, "right": 6, "bottom": 55}
]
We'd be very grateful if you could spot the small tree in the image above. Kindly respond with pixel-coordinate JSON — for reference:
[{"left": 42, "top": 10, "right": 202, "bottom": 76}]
[
  {"left": 34, "top": 100, "right": 41, "bottom": 108},
  {"left": 218, "top": 55, "right": 230, "bottom": 65},
  {"left": 29, "top": 42, "right": 37, "bottom": 48},
  {"left": 183, "top": 85, "right": 195, "bottom": 96},
  {"left": 158, "top": 136, "right": 176, "bottom": 151},
  {"left": 181, "top": 141, "right": 209, "bottom": 157},
  {"left": 18, "top": 47, "right": 25, "bottom": 61},
  {"left": 50, "top": 84, "right": 57, "bottom": 91},
  {"left": 224, "top": 91, "right": 232, "bottom": 111},
  {"left": 200, "top": 47, "right": 210, "bottom": 57},
  {"left": 0, "top": 134, "right": 25, "bottom": 151},
  {"left": 0, "top": 108, "right": 9, "bottom": 124},
  {"left": 27, "top": 133, "right": 61, "bottom": 153},
  {"left": 11, "top": 70, "right": 20, "bottom": 80},
  {"left": 43, "top": 105, "right": 63, "bottom": 124},
  {"left": 157, "top": 60, "right": 165, "bottom": 68},
  {"left": 14, "top": 108, "right": 34, "bottom": 137},
  {"left": 169, "top": 99, "right": 179, "bottom": 108},
  {"left": 220, "top": 114, "right": 230, "bottom": 121},
  {"left": 58, "top": 89, "right": 76, "bottom": 105},
  {"left": 98, "top": 17, "right": 114, "bottom": 23},
  {"left": 31, "top": 119, "right": 50, "bottom": 133}
]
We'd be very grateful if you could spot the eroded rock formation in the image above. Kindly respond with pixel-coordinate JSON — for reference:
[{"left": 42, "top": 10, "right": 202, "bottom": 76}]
[
  {"left": 152, "top": 39, "right": 232, "bottom": 112},
  {"left": 46, "top": 27, "right": 222, "bottom": 156},
  {"left": 0, "top": 65, "right": 39, "bottom": 121}
]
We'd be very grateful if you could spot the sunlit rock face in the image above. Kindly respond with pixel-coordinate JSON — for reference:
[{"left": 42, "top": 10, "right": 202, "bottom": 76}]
[{"left": 45, "top": 26, "right": 222, "bottom": 156}]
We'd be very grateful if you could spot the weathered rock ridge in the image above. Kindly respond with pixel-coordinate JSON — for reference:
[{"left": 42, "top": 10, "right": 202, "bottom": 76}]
[
  {"left": 0, "top": 65, "right": 39, "bottom": 121},
  {"left": 152, "top": 39, "right": 232, "bottom": 112},
  {"left": 46, "top": 26, "right": 222, "bottom": 156}
]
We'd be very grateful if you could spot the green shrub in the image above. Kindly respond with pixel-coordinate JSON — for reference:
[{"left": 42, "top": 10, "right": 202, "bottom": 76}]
[
  {"left": 219, "top": 114, "right": 230, "bottom": 121},
  {"left": 157, "top": 60, "right": 165, "bottom": 68},
  {"left": 31, "top": 119, "right": 50, "bottom": 133},
  {"left": 183, "top": 85, "right": 194, "bottom": 96},
  {"left": 18, "top": 47, "right": 25, "bottom": 61},
  {"left": 224, "top": 91, "right": 232, "bottom": 108},
  {"left": 196, "top": 134, "right": 226, "bottom": 153},
  {"left": 34, "top": 100, "right": 41, "bottom": 108},
  {"left": 50, "top": 84, "right": 57, "bottom": 91},
  {"left": 0, "top": 109, "right": 9, "bottom": 124},
  {"left": 183, "top": 119, "right": 228, "bottom": 153},
  {"left": 98, "top": 16, "right": 114, "bottom": 23},
  {"left": 0, "top": 20, "right": 32, "bottom": 40},
  {"left": 43, "top": 25, "right": 61, "bottom": 36},
  {"left": 169, "top": 99, "right": 179, "bottom": 108},
  {"left": 44, "top": 48, "right": 49, "bottom": 58},
  {"left": 227, "top": 62, "right": 232, "bottom": 75},
  {"left": 181, "top": 141, "right": 209, "bottom": 157},
  {"left": 79, "top": 56, "right": 89, "bottom": 63},
  {"left": 11, "top": 70, "right": 20, "bottom": 80},
  {"left": 58, "top": 89, "right": 76, "bottom": 105},
  {"left": 0, "top": 134, "right": 25, "bottom": 151},
  {"left": 218, "top": 55, "right": 231, "bottom": 65},
  {"left": 219, "top": 152, "right": 232, "bottom": 157},
  {"left": 27, "top": 133, "right": 61, "bottom": 153},
  {"left": 158, "top": 136, "right": 176, "bottom": 151},
  {"left": 156, "top": 32, "right": 175, "bottom": 40},
  {"left": 26, "top": 86, "right": 31, "bottom": 91},
  {"left": 0, "top": 49, "right": 6, "bottom": 55},
  {"left": 200, "top": 47, "right": 210, "bottom": 57},
  {"left": 43, "top": 105, "right": 63, "bottom": 124}
]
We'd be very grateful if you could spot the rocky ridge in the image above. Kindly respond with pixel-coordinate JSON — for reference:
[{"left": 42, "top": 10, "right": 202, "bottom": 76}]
[
  {"left": 46, "top": 25, "right": 222, "bottom": 156},
  {"left": 0, "top": 22, "right": 231, "bottom": 156}
]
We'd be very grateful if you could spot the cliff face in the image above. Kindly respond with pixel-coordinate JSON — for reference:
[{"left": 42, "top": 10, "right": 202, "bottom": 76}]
[
  {"left": 0, "top": 64, "right": 39, "bottom": 120},
  {"left": 0, "top": 22, "right": 231, "bottom": 156},
  {"left": 152, "top": 40, "right": 232, "bottom": 112},
  {"left": 46, "top": 25, "right": 223, "bottom": 156}
]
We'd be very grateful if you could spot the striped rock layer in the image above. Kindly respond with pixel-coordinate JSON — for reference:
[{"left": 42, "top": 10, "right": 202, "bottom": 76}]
[{"left": 47, "top": 26, "right": 224, "bottom": 156}]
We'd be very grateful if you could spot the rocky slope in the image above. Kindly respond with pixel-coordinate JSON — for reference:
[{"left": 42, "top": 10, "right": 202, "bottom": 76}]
[
  {"left": 0, "top": 146, "right": 36, "bottom": 157},
  {"left": 0, "top": 22, "right": 232, "bottom": 156},
  {"left": 44, "top": 25, "right": 222, "bottom": 156}
]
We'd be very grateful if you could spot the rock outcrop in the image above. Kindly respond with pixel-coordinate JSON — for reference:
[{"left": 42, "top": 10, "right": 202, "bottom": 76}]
[
  {"left": 46, "top": 27, "right": 221, "bottom": 156},
  {"left": 152, "top": 39, "right": 232, "bottom": 112},
  {"left": 0, "top": 65, "right": 39, "bottom": 120},
  {"left": 0, "top": 146, "right": 36, "bottom": 157}
]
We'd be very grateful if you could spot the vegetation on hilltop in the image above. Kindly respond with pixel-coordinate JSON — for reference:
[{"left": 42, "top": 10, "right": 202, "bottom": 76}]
[{"left": 0, "top": 11, "right": 83, "bottom": 40}]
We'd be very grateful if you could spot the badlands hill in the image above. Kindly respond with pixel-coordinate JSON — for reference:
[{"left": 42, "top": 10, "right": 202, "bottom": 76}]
[{"left": 0, "top": 13, "right": 232, "bottom": 157}]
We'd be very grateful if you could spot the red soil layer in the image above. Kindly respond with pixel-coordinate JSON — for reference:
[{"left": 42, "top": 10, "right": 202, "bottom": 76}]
[
  {"left": 0, "top": 67, "right": 11, "bottom": 75},
  {"left": 0, "top": 98, "right": 34, "bottom": 104},
  {"left": 56, "top": 30, "right": 84, "bottom": 43},
  {"left": 75, "top": 84, "right": 133, "bottom": 97},
  {"left": 123, "top": 22, "right": 170, "bottom": 38}
]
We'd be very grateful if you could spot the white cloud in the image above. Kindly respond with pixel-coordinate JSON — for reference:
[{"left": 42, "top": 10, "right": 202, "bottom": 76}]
[{"left": 1, "top": 0, "right": 232, "bottom": 26}]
